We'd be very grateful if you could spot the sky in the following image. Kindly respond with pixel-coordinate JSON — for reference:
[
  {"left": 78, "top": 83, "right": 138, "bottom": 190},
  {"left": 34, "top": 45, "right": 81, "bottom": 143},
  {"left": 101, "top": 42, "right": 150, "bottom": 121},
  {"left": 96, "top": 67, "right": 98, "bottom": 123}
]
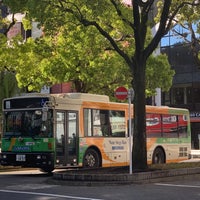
[
  {"left": 122, "top": 0, "right": 132, "bottom": 6},
  {"left": 161, "top": 24, "right": 200, "bottom": 47}
]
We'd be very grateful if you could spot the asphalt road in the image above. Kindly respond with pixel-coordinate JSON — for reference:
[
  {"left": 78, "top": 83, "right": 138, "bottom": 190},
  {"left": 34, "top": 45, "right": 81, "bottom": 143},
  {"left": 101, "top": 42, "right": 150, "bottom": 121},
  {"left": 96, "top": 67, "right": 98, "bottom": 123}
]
[{"left": 0, "top": 169, "right": 200, "bottom": 200}]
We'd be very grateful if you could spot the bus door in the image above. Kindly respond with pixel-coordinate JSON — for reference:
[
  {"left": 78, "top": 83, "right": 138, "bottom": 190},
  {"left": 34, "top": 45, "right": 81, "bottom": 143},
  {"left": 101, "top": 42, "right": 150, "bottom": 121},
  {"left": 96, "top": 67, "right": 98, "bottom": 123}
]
[
  {"left": 55, "top": 111, "right": 78, "bottom": 167},
  {"left": 67, "top": 112, "right": 78, "bottom": 165}
]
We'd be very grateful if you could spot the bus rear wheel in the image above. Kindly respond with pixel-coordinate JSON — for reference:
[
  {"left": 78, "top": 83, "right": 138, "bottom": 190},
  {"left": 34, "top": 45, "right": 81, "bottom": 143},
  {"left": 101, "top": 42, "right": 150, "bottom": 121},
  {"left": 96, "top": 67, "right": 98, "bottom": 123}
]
[
  {"left": 83, "top": 149, "right": 100, "bottom": 168},
  {"left": 152, "top": 147, "right": 165, "bottom": 164}
]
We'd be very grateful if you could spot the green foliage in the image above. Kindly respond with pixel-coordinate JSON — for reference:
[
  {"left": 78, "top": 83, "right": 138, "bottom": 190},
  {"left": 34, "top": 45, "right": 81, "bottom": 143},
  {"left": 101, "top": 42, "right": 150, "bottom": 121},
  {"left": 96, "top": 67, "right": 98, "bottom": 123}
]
[
  {"left": 14, "top": 25, "right": 132, "bottom": 94},
  {"left": 0, "top": 0, "right": 174, "bottom": 98},
  {"left": 0, "top": 34, "right": 20, "bottom": 71},
  {"left": 22, "top": 18, "right": 32, "bottom": 30},
  {"left": 146, "top": 54, "right": 175, "bottom": 96},
  {"left": 0, "top": 26, "right": 173, "bottom": 97},
  {"left": 0, "top": 72, "right": 19, "bottom": 112}
]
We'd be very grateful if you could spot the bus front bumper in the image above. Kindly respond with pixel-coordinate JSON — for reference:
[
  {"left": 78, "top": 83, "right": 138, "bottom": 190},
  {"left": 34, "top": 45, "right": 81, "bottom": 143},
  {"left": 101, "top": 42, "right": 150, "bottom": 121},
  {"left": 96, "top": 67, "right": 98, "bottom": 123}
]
[{"left": 0, "top": 152, "right": 54, "bottom": 169}]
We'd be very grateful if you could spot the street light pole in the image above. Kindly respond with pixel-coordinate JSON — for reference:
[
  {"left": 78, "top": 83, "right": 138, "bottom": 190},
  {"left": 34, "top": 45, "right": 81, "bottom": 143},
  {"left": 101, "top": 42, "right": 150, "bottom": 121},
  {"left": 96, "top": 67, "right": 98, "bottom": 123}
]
[{"left": 128, "top": 88, "right": 134, "bottom": 174}]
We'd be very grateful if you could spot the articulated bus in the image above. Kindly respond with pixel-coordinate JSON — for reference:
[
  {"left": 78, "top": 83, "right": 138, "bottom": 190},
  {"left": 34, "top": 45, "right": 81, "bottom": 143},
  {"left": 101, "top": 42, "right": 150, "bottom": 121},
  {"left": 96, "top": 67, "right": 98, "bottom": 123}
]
[{"left": 0, "top": 93, "right": 191, "bottom": 172}]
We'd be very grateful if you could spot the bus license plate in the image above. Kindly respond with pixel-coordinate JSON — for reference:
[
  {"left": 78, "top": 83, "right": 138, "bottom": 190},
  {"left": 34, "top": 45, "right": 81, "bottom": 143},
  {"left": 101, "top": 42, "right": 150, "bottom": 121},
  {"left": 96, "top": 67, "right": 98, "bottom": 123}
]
[{"left": 16, "top": 154, "right": 26, "bottom": 161}]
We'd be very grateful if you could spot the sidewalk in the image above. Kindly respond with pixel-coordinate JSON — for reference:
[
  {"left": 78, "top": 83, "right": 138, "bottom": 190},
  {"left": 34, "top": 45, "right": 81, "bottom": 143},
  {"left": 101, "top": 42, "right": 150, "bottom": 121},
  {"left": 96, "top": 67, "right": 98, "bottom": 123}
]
[{"left": 52, "top": 166, "right": 200, "bottom": 186}]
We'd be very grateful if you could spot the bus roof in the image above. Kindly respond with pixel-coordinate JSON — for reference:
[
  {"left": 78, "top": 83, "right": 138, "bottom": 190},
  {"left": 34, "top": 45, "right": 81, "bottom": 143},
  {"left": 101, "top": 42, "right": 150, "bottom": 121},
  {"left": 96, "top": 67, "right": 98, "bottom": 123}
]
[
  {"left": 2, "top": 93, "right": 110, "bottom": 110},
  {"left": 146, "top": 105, "right": 189, "bottom": 115},
  {"left": 4, "top": 93, "right": 110, "bottom": 103},
  {"left": 3, "top": 93, "right": 189, "bottom": 115},
  {"left": 52, "top": 93, "right": 110, "bottom": 102}
]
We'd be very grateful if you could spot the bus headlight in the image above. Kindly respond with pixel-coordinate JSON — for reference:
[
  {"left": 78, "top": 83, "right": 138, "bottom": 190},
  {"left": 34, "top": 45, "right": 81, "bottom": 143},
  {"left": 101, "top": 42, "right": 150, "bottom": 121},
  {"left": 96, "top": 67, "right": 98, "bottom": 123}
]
[
  {"left": 37, "top": 155, "right": 41, "bottom": 159},
  {"left": 3, "top": 155, "right": 7, "bottom": 159}
]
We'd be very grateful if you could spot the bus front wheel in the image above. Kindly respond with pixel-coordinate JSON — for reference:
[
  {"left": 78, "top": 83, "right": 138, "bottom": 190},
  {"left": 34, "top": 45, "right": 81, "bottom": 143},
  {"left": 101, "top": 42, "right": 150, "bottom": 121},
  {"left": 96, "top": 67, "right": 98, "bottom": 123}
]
[
  {"left": 152, "top": 147, "right": 165, "bottom": 164},
  {"left": 83, "top": 148, "right": 100, "bottom": 168},
  {"left": 40, "top": 166, "right": 54, "bottom": 174}
]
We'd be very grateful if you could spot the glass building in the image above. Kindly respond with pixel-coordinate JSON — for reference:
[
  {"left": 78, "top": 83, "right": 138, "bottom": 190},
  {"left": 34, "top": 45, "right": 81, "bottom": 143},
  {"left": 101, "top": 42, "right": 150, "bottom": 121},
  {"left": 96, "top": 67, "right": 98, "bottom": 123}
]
[{"left": 161, "top": 24, "right": 200, "bottom": 149}]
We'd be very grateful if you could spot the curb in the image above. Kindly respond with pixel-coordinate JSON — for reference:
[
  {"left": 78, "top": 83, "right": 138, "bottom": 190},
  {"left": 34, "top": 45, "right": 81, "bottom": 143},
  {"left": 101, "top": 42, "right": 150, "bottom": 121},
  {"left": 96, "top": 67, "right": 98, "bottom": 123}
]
[{"left": 52, "top": 167, "right": 200, "bottom": 186}]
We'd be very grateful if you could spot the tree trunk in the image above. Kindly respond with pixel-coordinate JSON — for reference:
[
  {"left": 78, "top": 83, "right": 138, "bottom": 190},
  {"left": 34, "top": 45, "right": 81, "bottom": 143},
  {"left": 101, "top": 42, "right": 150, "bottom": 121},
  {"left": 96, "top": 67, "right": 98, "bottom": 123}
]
[{"left": 132, "top": 59, "right": 148, "bottom": 170}]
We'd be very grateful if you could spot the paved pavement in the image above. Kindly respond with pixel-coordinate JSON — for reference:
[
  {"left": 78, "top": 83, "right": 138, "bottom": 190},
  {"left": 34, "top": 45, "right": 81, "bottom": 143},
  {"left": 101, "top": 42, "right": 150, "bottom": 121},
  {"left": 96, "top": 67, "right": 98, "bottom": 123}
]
[{"left": 52, "top": 166, "right": 200, "bottom": 186}]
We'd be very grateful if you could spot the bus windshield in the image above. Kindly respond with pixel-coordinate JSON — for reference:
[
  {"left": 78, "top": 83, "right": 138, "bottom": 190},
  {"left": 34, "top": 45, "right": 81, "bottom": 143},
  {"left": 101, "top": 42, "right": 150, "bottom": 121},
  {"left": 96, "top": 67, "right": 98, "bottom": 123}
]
[{"left": 3, "top": 110, "right": 53, "bottom": 138}]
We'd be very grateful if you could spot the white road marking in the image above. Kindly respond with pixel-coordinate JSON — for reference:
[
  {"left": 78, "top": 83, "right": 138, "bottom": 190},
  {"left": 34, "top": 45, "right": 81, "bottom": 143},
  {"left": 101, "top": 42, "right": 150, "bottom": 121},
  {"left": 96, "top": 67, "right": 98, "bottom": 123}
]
[
  {"left": 6, "top": 183, "right": 57, "bottom": 190},
  {"left": 0, "top": 189, "right": 104, "bottom": 200},
  {"left": 0, "top": 169, "right": 44, "bottom": 175},
  {"left": 155, "top": 183, "right": 200, "bottom": 188}
]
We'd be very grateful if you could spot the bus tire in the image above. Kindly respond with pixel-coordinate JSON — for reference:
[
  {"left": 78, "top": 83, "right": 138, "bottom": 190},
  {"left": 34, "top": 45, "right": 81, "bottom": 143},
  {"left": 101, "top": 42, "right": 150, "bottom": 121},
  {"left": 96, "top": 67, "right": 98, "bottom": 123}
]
[
  {"left": 39, "top": 166, "right": 54, "bottom": 174},
  {"left": 152, "top": 147, "right": 165, "bottom": 164},
  {"left": 83, "top": 148, "right": 100, "bottom": 168}
]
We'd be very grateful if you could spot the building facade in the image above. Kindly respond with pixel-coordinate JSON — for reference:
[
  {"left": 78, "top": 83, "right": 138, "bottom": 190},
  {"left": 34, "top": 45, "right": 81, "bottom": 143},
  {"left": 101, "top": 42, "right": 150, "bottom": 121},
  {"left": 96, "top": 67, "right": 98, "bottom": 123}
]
[{"left": 161, "top": 41, "right": 200, "bottom": 149}]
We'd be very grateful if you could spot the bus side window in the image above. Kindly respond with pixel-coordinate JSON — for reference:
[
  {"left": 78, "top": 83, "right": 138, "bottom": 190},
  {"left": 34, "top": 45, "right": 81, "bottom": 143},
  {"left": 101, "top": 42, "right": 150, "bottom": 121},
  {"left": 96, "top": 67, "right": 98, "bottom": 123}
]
[
  {"left": 92, "top": 109, "right": 103, "bottom": 137},
  {"left": 178, "top": 115, "right": 188, "bottom": 137},
  {"left": 110, "top": 110, "right": 126, "bottom": 137},
  {"left": 162, "top": 114, "right": 178, "bottom": 138},
  {"left": 84, "top": 109, "right": 92, "bottom": 137},
  {"left": 84, "top": 109, "right": 126, "bottom": 137},
  {"left": 100, "top": 110, "right": 111, "bottom": 136},
  {"left": 146, "top": 114, "right": 161, "bottom": 138}
]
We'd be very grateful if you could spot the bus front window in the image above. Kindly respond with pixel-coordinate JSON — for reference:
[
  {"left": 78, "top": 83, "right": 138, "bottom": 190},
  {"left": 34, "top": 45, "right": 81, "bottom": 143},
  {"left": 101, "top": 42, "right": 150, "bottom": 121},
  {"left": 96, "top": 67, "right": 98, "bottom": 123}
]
[{"left": 3, "top": 110, "right": 53, "bottom": 138}]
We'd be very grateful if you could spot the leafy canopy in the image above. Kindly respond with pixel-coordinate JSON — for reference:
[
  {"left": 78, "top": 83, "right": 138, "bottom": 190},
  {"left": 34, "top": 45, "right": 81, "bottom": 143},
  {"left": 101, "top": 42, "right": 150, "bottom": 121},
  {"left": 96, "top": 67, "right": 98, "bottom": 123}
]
[{"left": 1, "top": 0, "right": 174, "bottom": 98}]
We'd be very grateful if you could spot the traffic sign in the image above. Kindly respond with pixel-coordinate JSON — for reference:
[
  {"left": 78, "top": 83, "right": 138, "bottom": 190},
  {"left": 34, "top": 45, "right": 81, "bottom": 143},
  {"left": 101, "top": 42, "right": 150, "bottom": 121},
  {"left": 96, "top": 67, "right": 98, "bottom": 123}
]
[{"left": 115, "top": 86, "right": 128, "bottom": 100}]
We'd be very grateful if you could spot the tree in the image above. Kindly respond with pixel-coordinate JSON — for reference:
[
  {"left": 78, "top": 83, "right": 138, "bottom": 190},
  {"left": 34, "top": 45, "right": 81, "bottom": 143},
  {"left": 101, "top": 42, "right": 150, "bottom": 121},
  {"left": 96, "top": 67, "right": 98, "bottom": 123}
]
[
  {"left": 4, "top": 0, "right": 199, "bottom": 170},
  {"left": 0, "top": 7, "right": 22, "bottom": 106},
  {"left": 0, "top": 4, "right": 173, "bottom": 97},
  {"left": 15, "top": 26, "right": 133, "bottom": 94},
  {"left": 13, "top": 29, "right": 173, "bottom": 97}
]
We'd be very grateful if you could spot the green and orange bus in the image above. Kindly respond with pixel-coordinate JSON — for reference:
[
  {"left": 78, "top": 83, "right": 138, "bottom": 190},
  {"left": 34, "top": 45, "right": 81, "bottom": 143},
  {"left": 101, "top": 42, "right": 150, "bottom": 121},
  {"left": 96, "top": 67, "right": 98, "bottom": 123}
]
[{"left": 0, "top": 93, "right": 191, "bottom": 172}]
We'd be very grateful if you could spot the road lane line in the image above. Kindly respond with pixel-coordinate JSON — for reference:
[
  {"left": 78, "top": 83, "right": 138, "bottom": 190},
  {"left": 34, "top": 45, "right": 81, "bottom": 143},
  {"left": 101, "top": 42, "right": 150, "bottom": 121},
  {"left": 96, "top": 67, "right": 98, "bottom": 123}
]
[
  {"left": 0, "top": 189, "right": 104, "bottom": 200},
  {"left": 155, "top": 183, "right": 200, "bottom": 188}
]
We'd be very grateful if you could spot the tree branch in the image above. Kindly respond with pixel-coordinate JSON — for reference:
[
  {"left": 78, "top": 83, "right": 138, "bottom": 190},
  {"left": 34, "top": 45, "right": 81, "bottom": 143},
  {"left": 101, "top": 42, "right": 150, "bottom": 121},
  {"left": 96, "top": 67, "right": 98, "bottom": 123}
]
[
  {"left": 144, "top": 0, "right": 200, "bottom": 62},
  {"left": 4, "top": 13, "right": 15, "bottom": 35},
  {"left": 110, "top": 0, "right": 134, "bottom": 30},
  {"left": 144, "top": 0, "right": 172, "bottom": 59},
  {"left": 81, "top": 19, "right": 132, "bottom": 66},
  {"left": 132, "top": 0, "right": 142, "bottom": 57}
]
